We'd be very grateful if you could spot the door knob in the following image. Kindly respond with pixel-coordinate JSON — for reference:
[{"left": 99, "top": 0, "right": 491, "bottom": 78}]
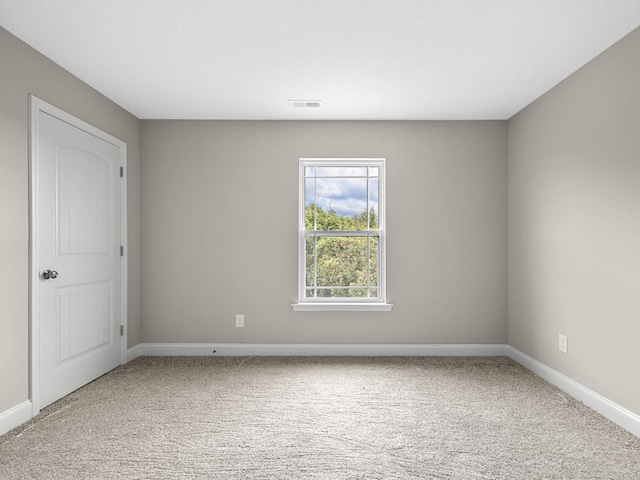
[{"left": 41, "top": 270, "right": 59, "bottom": 280}]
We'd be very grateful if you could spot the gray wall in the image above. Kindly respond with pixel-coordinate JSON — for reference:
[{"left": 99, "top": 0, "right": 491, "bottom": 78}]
[
  {"left": 0, "top": 27, "right": 141, "bottom": 413},
  {"left": 140, "top": 120, "right": 508, "bottom": 344},
  {"left": 508, "top": 27, "right": 640, "bottom": 416}
]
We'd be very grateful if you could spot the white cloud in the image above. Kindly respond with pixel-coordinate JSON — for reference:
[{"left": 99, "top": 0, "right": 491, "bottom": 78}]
[{"left": 306, "top": 173, "right": 379, "bottom": 218}]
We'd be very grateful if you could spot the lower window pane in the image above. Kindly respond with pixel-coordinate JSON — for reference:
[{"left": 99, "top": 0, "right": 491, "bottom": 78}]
[{"left": 305, "top": 235, "right": 379, "bottom": 298}]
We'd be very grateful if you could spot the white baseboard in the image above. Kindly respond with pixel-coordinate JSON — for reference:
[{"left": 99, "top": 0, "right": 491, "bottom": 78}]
[
  {"left": 0, "top": 400, "right": 33, "bottom": 437},
  {"left": 130, "top": 343, "right": 509, "bottom": 357},
  {"left": 506, "top": 346, "right": 640, "bottom": 438},
  {"left": 126, "top": 343, "right": 145, "bottom": 362}
]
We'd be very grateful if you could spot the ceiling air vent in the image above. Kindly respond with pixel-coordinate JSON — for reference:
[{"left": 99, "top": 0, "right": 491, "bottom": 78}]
[{"left": 289, "top": 99, "right": 322, "bottom": 108}]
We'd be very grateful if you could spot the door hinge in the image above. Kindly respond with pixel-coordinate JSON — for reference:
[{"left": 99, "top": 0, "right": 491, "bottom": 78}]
[
  {"left": 120, "top": 245, "right": 124, "bottom": 256},
  {"left": 120, "top": 325, "right": 124, "bottom": 336},
  {"left": 120, "top": 166, "right": 124, "bottom": 177}
]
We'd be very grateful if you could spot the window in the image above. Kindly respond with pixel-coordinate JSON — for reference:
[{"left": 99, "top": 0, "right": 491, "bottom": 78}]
[{"left": 293, "top": 159, "right": 392, "bottom": 311}]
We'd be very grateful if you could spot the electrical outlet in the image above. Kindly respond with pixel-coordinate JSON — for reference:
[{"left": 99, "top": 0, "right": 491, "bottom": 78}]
[
  {"left": 235, "top": 314, "right": 244, "bottom": 328},
  {"left": 558, "top": 334, "right": 568, "bottom": 353}
]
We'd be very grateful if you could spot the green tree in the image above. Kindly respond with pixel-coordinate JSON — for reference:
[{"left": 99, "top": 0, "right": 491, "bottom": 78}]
[
  {"left": 352, "top": 207, "right": 378, "bottom": 230},
  {"left": 306, "top": 203, "right": 378, "bottom": 298},
  {"left": 305, "top": 203, "right": 377, "bottom": 231}
]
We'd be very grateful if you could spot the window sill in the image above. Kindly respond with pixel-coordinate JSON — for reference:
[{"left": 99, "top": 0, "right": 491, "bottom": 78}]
[{"left": 291, "top": 303, "right": 394, "bottom": 312}]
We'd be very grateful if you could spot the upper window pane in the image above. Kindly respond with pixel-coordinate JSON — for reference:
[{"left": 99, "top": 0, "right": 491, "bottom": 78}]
[{"left": 305, "top": 166, "right": 379, "bottom": 231}]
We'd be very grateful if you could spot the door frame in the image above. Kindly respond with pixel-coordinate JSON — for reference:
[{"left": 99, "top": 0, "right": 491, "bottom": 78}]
[{"left": 29, "top": 95, "right": 128, "bottom": 415}]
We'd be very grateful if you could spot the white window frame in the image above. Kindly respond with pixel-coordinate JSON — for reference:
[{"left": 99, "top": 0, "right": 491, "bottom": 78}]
[{"left": 292, "top": 158, "right": 392, "bottom": 312}]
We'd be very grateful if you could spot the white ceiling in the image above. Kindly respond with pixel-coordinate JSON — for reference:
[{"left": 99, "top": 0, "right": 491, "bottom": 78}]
[{"left": 2, "top": 0, "right": 640, "bottom": 120}]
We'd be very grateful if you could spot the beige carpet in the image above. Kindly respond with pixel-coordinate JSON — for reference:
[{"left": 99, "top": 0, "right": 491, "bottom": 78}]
[{"left": 1, "top": 356, "right": 639, "bottom": 479}]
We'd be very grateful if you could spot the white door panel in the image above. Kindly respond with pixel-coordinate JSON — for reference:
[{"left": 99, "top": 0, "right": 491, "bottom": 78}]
[
  {"left": 57, "top": 147, "right": 112, "bottom": 256},
  {"left": 33, "top": 102, "right": 124, "bottom": 410},
  {"left": 55, "top": 280, "right": 112, "bottom": 365}
]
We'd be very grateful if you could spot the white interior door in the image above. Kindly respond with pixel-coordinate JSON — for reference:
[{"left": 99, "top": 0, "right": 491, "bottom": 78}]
[{"left": 31, "top": 98, "right": 126, "bottom": 411}]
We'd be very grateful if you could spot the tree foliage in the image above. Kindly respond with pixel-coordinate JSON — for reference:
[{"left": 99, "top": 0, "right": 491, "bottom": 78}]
[{"left": 305, "top": 204, "right": 378, "bottom": 298}]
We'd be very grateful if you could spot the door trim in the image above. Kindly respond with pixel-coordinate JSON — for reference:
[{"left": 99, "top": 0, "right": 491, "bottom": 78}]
[{"left": 29, "top": 95, "right": 128, "bottom": 415}]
